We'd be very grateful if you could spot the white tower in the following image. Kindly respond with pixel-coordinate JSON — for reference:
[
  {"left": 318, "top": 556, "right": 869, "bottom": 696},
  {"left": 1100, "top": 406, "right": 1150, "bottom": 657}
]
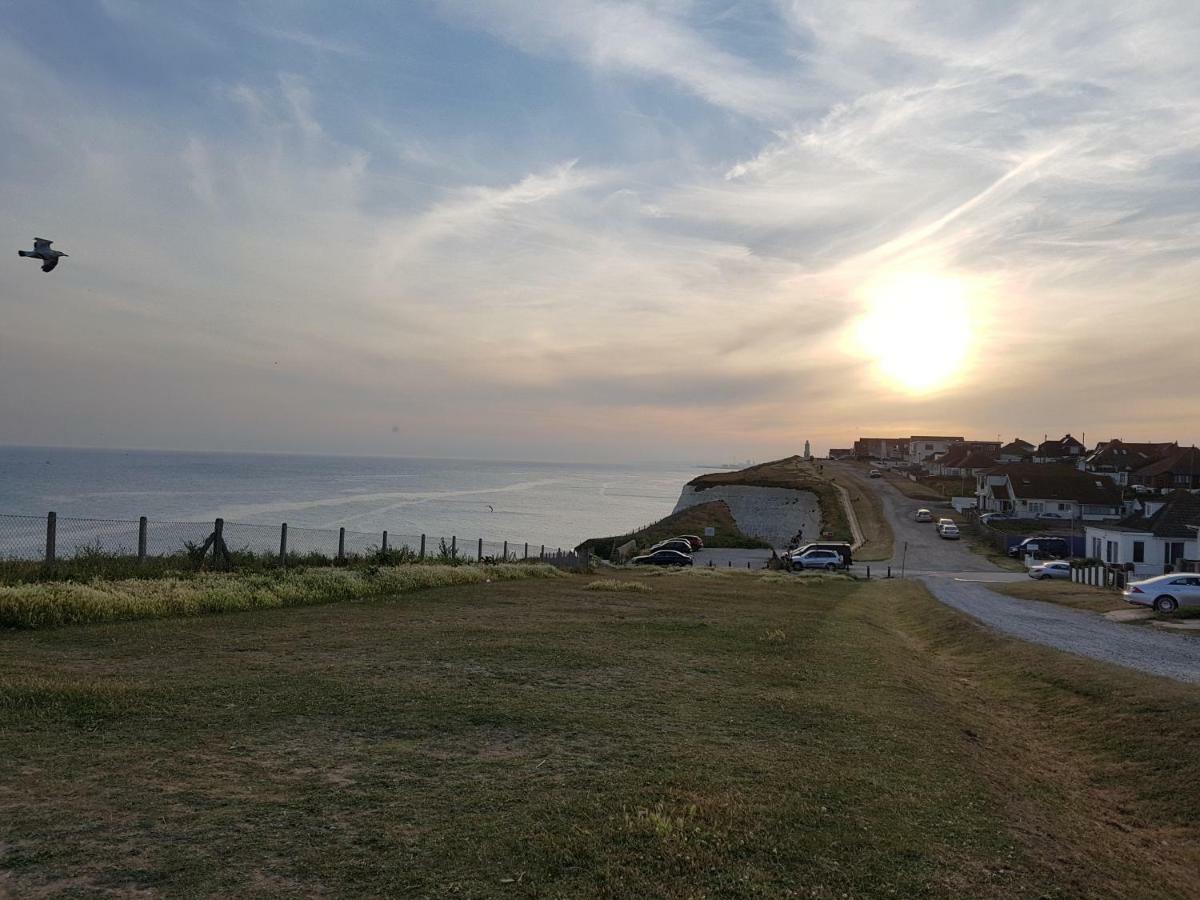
[{"left": 803, "top": 440, "right": 811, "bottom": 459}]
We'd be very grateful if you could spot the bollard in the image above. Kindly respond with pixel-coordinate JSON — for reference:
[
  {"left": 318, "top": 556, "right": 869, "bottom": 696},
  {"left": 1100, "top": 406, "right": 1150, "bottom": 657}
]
[
  {"left": 45, "top": 511, "right": 56, "bottom": 565},
  {"left": 727, "top": 560, "right": 731, "bottom": 567},
  {"left": 747, "top": 561, "right": 751, "bottom": 569},
  {"left": 866, "top": 565, "right": 871, "bottom": 580},
  {"left": 137, "top": 516, "right": 148, "bottom": 564},
  {"left": 709, "top": 559, "right": 713, "bottom": 567},
  {"left": 478, "top": 537, "right": 483, "bottom": 561},
  {"left": 337, "top": 527, "right": 346, "bottom": 563},
  {"left": 420, "top": 534, "right": 426, "bottom": 560},
  {"left": 279, "top": 523, "right": 288, "bottom": 567},
  {"left": 887, "top": 566, "right": 891, "bottom": 579}
]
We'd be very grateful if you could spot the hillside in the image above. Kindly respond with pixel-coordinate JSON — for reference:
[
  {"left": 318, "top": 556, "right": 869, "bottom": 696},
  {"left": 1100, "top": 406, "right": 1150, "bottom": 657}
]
[{"left": 575, "top": 500, "right": 769, "bottom": 560}]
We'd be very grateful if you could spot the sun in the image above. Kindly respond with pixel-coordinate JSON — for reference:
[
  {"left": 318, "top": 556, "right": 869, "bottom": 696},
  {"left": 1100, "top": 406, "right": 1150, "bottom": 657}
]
[{"left": 853, "top": 272, "right": 975, "bottom": 394}]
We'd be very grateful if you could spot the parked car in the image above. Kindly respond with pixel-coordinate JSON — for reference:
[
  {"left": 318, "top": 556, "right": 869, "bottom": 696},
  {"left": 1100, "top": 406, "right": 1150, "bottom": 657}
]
[
  {"left": 632, "top": 549, "right": 693, "bottom": 567},
  {"left": 790, "top": 548, "right": 845, "bottom": 571},
  {"left": 1007, "top": 536, "right": 1069, "bottom": 560},
  {"left": 936, "top": 517, "right": 955, "bottom": 533},
  {"left": 1029, "top": 560, "right": 1071, "bottom": 580},
  {"left": 979, "top": 512, "right": 1011, "bottom": 525},
  {"left": 914, "top": 508, "right": 933, "bottom": 523},
  {"left": 651, "top": 539, "right": 694, "bottom": 554},
  {"left": 1037, "top": 512, "right": 1067, "bottom": 520},
  {"left": 678, "top": 535, "right": 704, "bottom": 550},
  {"left": 939, "top": 523, "right": 960, "bottom": 540},
  {"left": 1123, "top": 573, "right": 1200, "bottom": 614},
  {"left": 791, "top": 541, "right": 853, "bottom": 566},
  {"left": 869, "top": 469, "right": 882, "bottom": 478}
]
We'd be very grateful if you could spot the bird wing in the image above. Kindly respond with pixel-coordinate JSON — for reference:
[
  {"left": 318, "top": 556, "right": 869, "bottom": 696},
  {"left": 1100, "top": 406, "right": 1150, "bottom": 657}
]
[
  {"left": 33, "top": 238, "right": 52, "bottom": 252},
  {"left": 41, "top": 256, "right": 59, "bottom": 273}
]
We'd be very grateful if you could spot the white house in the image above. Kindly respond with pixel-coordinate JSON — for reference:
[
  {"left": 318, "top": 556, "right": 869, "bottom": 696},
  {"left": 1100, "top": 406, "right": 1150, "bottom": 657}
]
[
  {"left": 908, "top": 435, "right": 965, "bottom": 463},
  {"left": 1084, "top": 491, "right": 1200, "bottom": 577},
  {"left": 976, "top": 462, "right": 1124, "bottom": 520}
]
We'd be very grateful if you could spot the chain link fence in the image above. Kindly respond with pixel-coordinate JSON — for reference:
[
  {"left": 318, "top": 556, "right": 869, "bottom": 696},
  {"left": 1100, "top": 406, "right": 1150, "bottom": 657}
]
[{"left": 0, "top": 512, "right": 577, "bottom": 568}]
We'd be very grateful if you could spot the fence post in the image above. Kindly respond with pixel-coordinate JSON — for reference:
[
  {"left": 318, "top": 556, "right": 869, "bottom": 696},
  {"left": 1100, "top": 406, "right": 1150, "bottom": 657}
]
[
  {"left": 337, "top": 527, "right": 346, "bottom": 564},
  {"left": 382, "top": 530, "right": 389, "bottom": 554},
  {"left": 503, "top": 540, "right": 508, "bottom": 560},
  {"left": 137, "top": 516, "right": 148, "bottom": 564},
  {"left": 478, "top": 537, "right": 483, "bottom": 561},
  {"left": 213, "top": 518, "right": 227, "bottom": 570},
  {"left": 45, "top": 511, "right": 56, "bottom": 565},
  {"left": 524, "top": 542, "right": 528, "bottom": 560},
  {"left": 451, "top": 536, "right": 457, "bottom": 558},
  {"left": 540, "top": 545, "right": 545, "bottom": 560},
  {"left": 279, "top": 523, "right": 288, "bottom": 567},
  {"left": 420, "top": 534, "right": 426, "bottom": 560}
]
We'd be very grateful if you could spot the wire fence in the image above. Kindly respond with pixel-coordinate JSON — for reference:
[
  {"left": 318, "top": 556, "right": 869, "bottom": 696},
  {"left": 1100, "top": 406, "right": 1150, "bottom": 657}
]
[{"left": 0, "top": 512, "right": 579, "bottom": 568}]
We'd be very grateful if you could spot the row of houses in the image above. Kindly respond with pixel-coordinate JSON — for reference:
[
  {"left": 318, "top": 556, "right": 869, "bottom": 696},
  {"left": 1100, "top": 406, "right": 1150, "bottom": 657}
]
[{"left": 841, "top": 430, "right": 1200, "bottom": 576}]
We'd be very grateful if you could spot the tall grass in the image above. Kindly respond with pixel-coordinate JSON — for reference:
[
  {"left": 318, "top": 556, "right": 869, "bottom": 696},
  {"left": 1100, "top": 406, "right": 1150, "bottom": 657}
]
[{"left": 0, "top": 563, "right": 562, "bottom": 630}]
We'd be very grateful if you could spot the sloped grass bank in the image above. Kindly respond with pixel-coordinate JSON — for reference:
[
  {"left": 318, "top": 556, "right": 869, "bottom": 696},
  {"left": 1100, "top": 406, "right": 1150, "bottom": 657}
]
[
  {"left": 576, "top": 499, "right": 769, "bottom": 560},
  {"left": 0, "top": 563, "right": 562, "bottom": 629}
]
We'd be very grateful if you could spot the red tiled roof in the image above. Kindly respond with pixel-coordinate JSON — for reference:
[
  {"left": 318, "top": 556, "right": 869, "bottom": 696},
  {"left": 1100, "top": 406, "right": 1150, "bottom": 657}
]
[
  {"left": 996, "top": 462, "right": 1122, "bottom": 503},
  {"left": 1132, "top": 446, "right": 1200, "bottom": 479}
]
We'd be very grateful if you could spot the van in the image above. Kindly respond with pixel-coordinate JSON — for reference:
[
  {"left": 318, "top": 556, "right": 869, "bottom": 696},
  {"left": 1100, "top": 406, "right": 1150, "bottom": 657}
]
[{"left": 1007, "top": 536, "right": 1069, "bottom": 560}]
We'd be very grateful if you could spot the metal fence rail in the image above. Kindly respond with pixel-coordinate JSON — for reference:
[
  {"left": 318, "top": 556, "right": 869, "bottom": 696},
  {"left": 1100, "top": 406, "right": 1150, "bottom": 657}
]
[{"left": 0, "top": 512, "right": 578, "bottom": 568}]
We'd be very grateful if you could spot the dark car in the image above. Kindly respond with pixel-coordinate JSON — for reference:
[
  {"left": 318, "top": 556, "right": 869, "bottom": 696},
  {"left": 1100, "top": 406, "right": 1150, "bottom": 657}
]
[
  {"left": 678, "top": 535, "right": 705, "bottom": 550},
  {"left": 1007, "top": 536, "right": 1069, "bottom": 560},
  {"left": 632, "top": 549, "right": 693, "bottom": 567},
  {"left": 651, "top": 539, "right": 695, "bottom": 554},
  {"left": 791, "top": 541, "right": 853, "bottom": 566}
]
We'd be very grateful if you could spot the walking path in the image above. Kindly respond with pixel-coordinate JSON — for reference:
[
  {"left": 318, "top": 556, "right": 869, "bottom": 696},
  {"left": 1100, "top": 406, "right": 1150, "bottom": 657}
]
[{"left": 861, "top": 473, "right": 1200, "bottom": 684}]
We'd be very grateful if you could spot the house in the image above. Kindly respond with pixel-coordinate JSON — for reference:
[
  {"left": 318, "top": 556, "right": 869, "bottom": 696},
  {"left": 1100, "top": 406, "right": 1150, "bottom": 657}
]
[
  {"left": 908, "top": 435, "right": 965, "bottom": 463},
  {"left": 997, "top": 438, "right": 1035, "bottom": 463},
  {"left": 1130, "top": 446, "right": 1200, "bottom": 491},
  {"left": 976, "top": 462, "right": 1123, "bottom": 520},
  {"left": 853, "top": 437, "right": 908, "bottom": 460},
  {"left": 1084, "top": 439, "right": 1177, "bottom": 486},
  {"left": 929, "top": 444, "right": 998, "bottom": 477},
  {"left": 1032, "top": 434, "right": 1086, "bottom": 463},
  {"left": 1084, "top": 491, "right": 1200, "bottom": 577}
]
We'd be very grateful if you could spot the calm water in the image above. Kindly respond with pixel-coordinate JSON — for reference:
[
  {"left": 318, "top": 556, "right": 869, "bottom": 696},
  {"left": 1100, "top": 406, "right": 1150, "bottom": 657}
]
[{"left": 0, "top": 447, "right": 699, "bottom": 548}]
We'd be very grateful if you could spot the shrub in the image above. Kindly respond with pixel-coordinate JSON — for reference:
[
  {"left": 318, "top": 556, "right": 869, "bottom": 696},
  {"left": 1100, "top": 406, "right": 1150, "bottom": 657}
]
[{"left": 583, "top": 580, "right": 652, "bottom": 593}]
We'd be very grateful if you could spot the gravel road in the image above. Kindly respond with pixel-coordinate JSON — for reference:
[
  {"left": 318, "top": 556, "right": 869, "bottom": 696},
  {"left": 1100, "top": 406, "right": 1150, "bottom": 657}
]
[{"left": 862, "top": 473, "right": 1200, "bottom": 684}]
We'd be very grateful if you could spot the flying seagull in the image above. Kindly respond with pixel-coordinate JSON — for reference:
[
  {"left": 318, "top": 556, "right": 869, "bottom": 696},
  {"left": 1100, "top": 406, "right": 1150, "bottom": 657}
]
[{"left": 18, "top": 237, "right": 68, "bottom": 273}]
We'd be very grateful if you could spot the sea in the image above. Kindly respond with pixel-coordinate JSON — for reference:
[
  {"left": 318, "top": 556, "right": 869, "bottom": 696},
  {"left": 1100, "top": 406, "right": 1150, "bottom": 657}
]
[{"left": 0, "top": 447, "right": 700, "bottom": 550}]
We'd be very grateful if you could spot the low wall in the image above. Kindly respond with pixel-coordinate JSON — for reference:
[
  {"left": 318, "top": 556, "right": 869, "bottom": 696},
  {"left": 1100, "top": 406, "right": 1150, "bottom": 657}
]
[{"left": 674, "top": 485, "right": 820, "bottom": 550}]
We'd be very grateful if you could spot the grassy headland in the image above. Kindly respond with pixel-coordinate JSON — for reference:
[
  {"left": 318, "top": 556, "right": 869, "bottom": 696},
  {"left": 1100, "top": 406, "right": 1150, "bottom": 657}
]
[
  {"left": 2, "top": 572, "right": 1198, "bottom": 896},
  {"left": 576, "top": 499, "right": 769, "bottom": 560}
]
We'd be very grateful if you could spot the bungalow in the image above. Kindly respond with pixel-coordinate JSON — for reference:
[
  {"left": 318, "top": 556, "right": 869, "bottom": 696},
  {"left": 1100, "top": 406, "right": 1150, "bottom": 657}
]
[
  {"left": 997, "top": 438, "right": 1035, "bottom": 464},
  {"left": 1084, "top": 491, "right": 1200, "bottom": 577},
  {"left": 976, "top": 462, "right": 1123, "bottom": 520},
  {"left": 1033, "top": 434, "right": 1086, "bottom": 463},
  {"left": 1084, "top": 439, "right": 1177, "bottom": 486},
  {"left": 930, "top": 445, "right": 998, "bottom": 477},
  {"left": 1130, "top": 446, "right": 1200, "bottom": 491},
  {"left": 908, "top": 435, "right": 964, "bottom": 463}
]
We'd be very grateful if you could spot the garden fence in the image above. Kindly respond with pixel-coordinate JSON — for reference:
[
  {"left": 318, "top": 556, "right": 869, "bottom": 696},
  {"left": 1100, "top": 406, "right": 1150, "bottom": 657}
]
[{"left": 0, "top": 512, "right": 582, "bottom": 569}]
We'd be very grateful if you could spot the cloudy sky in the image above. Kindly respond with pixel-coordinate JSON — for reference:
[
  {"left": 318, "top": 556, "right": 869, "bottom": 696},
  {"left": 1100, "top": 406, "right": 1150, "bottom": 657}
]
[{"left": 3, "top": 1, "right": 1199, "bottom": 462}]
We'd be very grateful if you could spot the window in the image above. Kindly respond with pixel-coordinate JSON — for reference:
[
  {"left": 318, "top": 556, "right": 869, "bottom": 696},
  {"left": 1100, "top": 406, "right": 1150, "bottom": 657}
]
[
  {"left": 1092, "top": 537, "right": 1101, "bottom": 558},
  {"left": 1058, "top": 503, "right": 1069, "bottom": 511},
  {"left": 1133, "top": 541, "right": 1145, "bottom": 563},
  {"left": 1106, "top": 541, "right": 1117, "bottom": 563},
  {"left": 1165, "top": 542, "right": 1186, "bottom": 565},
  {"left": 1029, "top": 501, "right": 1044, "bottom": 514}
]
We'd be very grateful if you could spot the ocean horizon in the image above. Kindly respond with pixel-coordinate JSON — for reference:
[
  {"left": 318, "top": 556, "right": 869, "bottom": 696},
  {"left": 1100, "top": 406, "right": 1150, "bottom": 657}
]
[{"left": 0, "top": 446, "right": 703, "bottom": 549}]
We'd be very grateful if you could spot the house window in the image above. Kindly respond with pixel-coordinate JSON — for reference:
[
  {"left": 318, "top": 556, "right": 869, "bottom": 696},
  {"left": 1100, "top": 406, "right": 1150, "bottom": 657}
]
[
  {"left": 1029, "top": 501, "right": 1043, "bottom": 514},
  {"left": 1165, "top": 542, "right": 1185, "bottom": 565},
  {"left": 1058, "top": 503, "right": 1069, "bottom": 512},
  {"left": 925, "top": 443, "right": 933, "bottom": 450},
  {"left": 1092, "top": 537, "right": 1101, "bottom": 559},
  {"left": 1133, "top": 541, "right": 1145, "bottom": 563},
  {"left": 1106, "top": 541, "right": 1117, "bottom": 563}
]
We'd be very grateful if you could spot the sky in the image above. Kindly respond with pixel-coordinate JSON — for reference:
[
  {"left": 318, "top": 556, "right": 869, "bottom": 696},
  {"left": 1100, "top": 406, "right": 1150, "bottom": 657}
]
[{"left": 2, "top": 0, "right": 1199, "bottom": 462}]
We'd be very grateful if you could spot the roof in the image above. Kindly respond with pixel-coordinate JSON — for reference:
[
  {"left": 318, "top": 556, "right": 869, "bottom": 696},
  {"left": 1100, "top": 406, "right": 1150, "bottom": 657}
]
[
  {"left": 1110, "top": 490, "right": 1200, "bottom": 538},
  {"left": 910, "top": 435, "right": 964, "bottom": 442},
  {"left": 1086, "top": 440, "right": 1177, "bottom": 471},
  {"left": 962, "top": 449, "right": 998, "bottom": 469},
  {"left": 1036, "top": 434, "right": 1085, "bottom": 457},
  {"left": 995, "top": 462, "right": 1123, "bottom": 504},
  {"left": 999, "top": 440, "right": 1033, "bottom": 456},
  {"left": 1132, "top": 446, "right": 1200, "bottom": 479}
]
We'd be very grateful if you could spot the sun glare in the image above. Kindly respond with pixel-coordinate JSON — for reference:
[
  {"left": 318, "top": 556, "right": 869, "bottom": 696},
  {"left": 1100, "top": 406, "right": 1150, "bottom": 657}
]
[{"left": 853, "top": 272, "right": 975, "bottom": 394}]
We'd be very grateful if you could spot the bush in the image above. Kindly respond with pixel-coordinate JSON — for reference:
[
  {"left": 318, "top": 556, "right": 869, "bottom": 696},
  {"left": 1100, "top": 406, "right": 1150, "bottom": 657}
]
[{"left": 583, "top": 580, "right": 652, "bottom": 593}]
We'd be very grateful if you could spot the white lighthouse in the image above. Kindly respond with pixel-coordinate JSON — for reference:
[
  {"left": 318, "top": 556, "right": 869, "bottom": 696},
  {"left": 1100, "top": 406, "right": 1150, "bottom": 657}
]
[{"left": 803, "top": 440, "right": 811, "bottom": 459}]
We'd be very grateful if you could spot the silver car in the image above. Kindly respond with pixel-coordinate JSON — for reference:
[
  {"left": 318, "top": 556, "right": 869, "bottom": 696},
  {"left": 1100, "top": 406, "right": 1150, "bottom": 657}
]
[
  {"left": 1124, "top": 574, "right": 1200, "bottom": 614},
  {"left": 1028, "top": 560, "right": 1071, "bottom": 580},
  {"left": 790, "top": 549, "right": 845, "bottom": 571}
]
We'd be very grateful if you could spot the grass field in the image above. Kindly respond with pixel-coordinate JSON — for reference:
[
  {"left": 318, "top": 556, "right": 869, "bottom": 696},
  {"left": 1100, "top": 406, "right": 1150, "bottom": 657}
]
[{"left": 3, "top": 572, "right": 1199, "bottom": 897}]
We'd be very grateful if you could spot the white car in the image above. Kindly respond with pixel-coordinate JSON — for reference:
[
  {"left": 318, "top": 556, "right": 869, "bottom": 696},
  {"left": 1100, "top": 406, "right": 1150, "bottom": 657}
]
[
  {"left": 915, "top": 509, "right": 933, "bottom": 523},
  {"left": 791, "top": 548, "right": 845, "bottom": 571},
  {"left": 1029, "top": 560, "right": 1071, "bottom": 580},
  {"left": 939, "top": 523, "right": 960, "bottom": 540},
  {"left": 1124, "top": 574, "right": 1200, "bottom": 614},
  {"left": 936, "top": 518, "right": 955, "bottom": 533}
]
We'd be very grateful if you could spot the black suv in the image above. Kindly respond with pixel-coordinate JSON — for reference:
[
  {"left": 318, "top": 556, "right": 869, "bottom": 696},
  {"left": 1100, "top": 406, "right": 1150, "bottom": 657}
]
[{"left": 1007, "top": 536, "right": 1069, "bottom": 560}]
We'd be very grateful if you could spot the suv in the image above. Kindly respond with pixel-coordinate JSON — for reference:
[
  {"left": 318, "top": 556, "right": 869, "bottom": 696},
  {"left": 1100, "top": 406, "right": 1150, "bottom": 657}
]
[
  {"left": 1007, "top": 536, "right": 1069, "bottom": 560},
  {"left": 791, "top": 549, "right": 845, "bottom": 571},
  {"left": 790, "top": 541, "right": 853, "bottom": 566},
  {"left": 915, "top": 509, "right": 933, "bottom": 523}
]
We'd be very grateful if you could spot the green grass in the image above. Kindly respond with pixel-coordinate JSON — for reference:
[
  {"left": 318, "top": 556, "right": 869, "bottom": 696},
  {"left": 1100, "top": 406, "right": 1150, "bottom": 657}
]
[
  {"left": 2, "top": 573, "right": 1198, "bottom": 896},
  {"left": 0, "top": 563, "right": 562, "bottom": 629},
  {"left": 576, "top": 499, "right": 770, "bottom": 560}
]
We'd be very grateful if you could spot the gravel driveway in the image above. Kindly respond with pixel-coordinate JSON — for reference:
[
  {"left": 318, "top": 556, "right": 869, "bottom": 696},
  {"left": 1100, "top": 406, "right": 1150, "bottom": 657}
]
[{"left": 863, "top": 474, "right": 1200, "bottom": 684}]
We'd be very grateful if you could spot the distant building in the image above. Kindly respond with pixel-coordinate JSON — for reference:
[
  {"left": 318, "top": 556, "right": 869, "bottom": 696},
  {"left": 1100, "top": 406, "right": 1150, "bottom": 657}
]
[
  {"left": 828, "top": 448, "right": 853, "bottom": 459},
  {"left": 1033, "top": 434, "right": 1086, "bottom": 463},
  {"left": 908, "top": 435, "right": 965, "bottom": 463},
  {"left": 1084, "top": 439, "right": 1177, "bottom": 486},
  {"left": 853, "top": 437, "right": 908, "bottom": 460},
  {"left": 976, "top": 462, "right": 1123, "bottom": 520},
  {"left": 997, "top": 438, "right": 1035, "bottom": 463},
  {"left": 1130, "top": 446, "right": 1200, "bottom": 491}
]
